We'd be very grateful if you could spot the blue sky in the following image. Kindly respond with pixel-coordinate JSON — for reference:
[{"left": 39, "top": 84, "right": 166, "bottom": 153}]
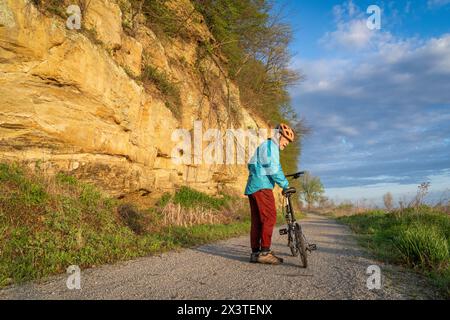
[{"left": 279, "top": 0, "right": 450, "bottom": 205}]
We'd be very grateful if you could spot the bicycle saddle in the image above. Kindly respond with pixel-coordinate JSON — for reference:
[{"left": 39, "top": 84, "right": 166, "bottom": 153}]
[{"left": 282, "top": 187, "right": 296, "bottom": 196}]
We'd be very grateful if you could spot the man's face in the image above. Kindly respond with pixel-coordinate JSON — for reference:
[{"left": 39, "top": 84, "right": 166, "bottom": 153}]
[{"left": 279, "top": 135, "right": 290, "bottom": 150}]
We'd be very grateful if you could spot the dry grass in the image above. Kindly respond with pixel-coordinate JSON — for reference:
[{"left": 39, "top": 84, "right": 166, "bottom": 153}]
[
  {"left": 313, "top": 202, "right": 374, "bottom": 217},
  {"left": 434, "top": 203, "right": 450, "bottom": 215},
  {"left": 159, "top": 192, "right": 247, "bottom": 228},
  {"left": 317, "top": 202, "right": 450, "bottom": 219}
]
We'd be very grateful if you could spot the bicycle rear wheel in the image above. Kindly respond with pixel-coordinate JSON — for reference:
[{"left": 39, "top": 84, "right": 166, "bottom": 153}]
[{"left": 295, "top": 223, "right": 308, "bottom": 268}]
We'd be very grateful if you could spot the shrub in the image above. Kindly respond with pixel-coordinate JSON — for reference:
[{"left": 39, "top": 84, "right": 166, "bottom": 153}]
[
  {"left": 30, "top": 0, "right": 66, "bottom": 17},
  {"left": 142, "top": 0, "right": 188, "bottom": 38},
  {"left": 118, "top": 204, "right": 146, "bottom": 235},
  {"left": 141, "top": 65, "right": 182, "bottom": 119},
  {"left": 31, "top": 0, "right": 92, "bottom": 19}
]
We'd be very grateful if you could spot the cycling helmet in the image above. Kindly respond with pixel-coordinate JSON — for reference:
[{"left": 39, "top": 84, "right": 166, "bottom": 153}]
[{"left": 276, "top": 123, "right": 295, "bottom": 142}]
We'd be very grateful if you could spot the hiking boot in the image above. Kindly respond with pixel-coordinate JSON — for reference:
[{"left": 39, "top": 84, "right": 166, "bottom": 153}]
[
  {"left": 257, "top": 251, "right": 283, "bottom": 265},
  {"left": 250, "top": 252, "right": 260, "bottom": 263}
]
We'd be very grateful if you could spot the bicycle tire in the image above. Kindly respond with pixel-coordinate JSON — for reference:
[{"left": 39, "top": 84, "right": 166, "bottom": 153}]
[
  {"left": 295, "top": 223, "right": 308, "bottom": 268},
  {"left": 288, "top": 228, "right": 298, "bottom": 257}
]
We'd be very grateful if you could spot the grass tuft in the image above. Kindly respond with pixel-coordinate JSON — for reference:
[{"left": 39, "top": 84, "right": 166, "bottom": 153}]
[
  {"left": 340, "top": 209, "right": 450, "bottom": 298},
  {"left": 396, "top": 224, "right": 449, "bottom": 270},
  {"left": 171, "top": 186, "right": 232, "bottom": 210}
]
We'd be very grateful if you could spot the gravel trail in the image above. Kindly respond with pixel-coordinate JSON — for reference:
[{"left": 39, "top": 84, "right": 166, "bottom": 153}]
[{"left": 0, "top": 213, "right": 438, "bottom": 300}]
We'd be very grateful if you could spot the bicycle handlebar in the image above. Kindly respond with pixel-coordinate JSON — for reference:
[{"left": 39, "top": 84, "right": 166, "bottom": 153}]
[{"left": 286, "top": 171, "right": 306, "bottom": 179}]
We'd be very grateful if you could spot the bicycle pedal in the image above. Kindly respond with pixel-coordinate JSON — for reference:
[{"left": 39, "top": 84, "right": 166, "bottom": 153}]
[
  {"left": 279, "top": 228, "right": 288, "bottom": 235},
  {"left": 308, "top": 244, "right": 317, "bottom": 251}
]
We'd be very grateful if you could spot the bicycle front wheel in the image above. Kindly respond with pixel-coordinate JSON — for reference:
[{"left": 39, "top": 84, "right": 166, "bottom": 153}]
[
  {"left": 288, "top": 228, "right": 298, "bottom": 257},
  {"left": 295, "top": 223, "right": 308, "bottom": 268}
]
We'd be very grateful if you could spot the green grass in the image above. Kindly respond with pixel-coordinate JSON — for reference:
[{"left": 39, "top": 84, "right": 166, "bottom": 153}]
[
  {"left": 0, "top": 163, "right": 250, "bottom": 288},
  {"left": 168, "top": 186, "right": 235, "bottom": 210},
  {"left": 339, "top": 207, "right": 450, "bottom": 298}
]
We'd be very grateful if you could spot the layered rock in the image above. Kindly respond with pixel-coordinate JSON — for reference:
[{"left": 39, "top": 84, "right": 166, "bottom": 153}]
[{"left": 0, "top": 0, "right": 270, "bottom": 201}]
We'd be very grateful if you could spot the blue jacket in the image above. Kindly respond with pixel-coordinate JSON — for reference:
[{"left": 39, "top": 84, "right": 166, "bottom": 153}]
[{"left": 244, "top": 139, "right": 289, "bottom": 195}]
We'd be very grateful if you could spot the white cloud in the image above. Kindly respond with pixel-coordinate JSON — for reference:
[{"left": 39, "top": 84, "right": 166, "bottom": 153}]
[
  {"left": 321, "top": 1, "right": 395, "bottom": 52},
  {"left": 291, "top": 58, "right": 351, "bottom": 94},
  {"left": 428, "top": 0, "right": 450, "bottom": 8},
  {"left": 332, "top": 0, "right": 360, "bottom": 23},
  {"left": 325, "top": 114, "right": 360, "bottom": 136},
  {"left": 321, "top": 19, "right": 375, "bottom": 50},
  {"left": 293, "top": 33, "right": 450, "bottom": 105},
  {"left": 423, "top": 36, "right": 450, "bottom": 73},
  {"left": 290, "top": 2, "right": 450, "bottom": 199},
  {"left": 291, "top": 17, "right": 450, "bottom": 194},
  {"left": 326, "top": 170, "right": 450, "bottom": 205}
]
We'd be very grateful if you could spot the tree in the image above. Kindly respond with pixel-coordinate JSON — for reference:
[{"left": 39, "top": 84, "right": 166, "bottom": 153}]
[
  {"left": 318, "top": 195, "right": 333, "bottom": 209},
  {"left": 192, "top": 0, "right": 306, "bottom": 185},
  {"left": 383, "top": 192, "right": 393, "bottom": 211},
  {"left": 299, "top": 173, "right": 324, "bottom": 210}
]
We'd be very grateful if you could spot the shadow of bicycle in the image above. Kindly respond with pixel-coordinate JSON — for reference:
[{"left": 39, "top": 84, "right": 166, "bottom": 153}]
[{"left": 193, "top": 242, "right": 311, "bottom": 270}]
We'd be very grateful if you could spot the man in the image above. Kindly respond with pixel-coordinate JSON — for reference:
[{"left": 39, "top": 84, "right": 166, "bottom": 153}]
[{"left": 244, "top": 123, "right": 295, "bottom": 264}]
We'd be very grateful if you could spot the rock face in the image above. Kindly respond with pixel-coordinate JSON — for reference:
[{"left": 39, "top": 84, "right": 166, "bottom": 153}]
[{"left": 0, "top": 0, "right": 270, "bottom": 200}]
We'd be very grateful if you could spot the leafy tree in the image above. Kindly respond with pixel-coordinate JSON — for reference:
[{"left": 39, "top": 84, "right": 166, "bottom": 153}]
[
  {"left": 299, "top": 173, "right": 324, "bottom": 210},
  {"left": 192, "top": 0, "right": 306, "bottom": 197}
]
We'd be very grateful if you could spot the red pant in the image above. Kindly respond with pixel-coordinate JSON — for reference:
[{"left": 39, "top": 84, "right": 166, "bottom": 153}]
[{"left": 248, "top": 189, "right": 277, "bottom": 250}]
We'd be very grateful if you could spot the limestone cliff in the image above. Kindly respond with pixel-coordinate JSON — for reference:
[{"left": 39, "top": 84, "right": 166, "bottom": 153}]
[{"left": 0, "top": 0, "right": 269, "bottom": 201}]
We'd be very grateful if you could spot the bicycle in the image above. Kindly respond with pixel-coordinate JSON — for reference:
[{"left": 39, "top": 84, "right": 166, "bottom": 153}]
[{"left": 279, "top": 171, "right": 317, "bottom": 268}]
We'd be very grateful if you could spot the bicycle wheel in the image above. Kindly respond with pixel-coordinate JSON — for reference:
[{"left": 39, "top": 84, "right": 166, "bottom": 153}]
[
  {"left": 295, "top": 223, "right": 308, "bottom": 268},
  {"left": 288, "top": 227, "right": 298, "bottom": 257}
]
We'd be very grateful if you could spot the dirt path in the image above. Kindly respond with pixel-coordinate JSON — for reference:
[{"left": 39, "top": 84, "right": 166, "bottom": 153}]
[{"left": 0, "top": 213, "right": 439, "bottom": 299}]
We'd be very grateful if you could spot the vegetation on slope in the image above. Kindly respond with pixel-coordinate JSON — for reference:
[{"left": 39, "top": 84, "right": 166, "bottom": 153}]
[
  {"left": 0, "top": 163, "right": 251, "bottom": 287},
  {"left": 191, "top": 0, "right": 304, "bottom": 182},
  {"left": 118, "top": 0, "right": 305, "bottom": 189}
]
